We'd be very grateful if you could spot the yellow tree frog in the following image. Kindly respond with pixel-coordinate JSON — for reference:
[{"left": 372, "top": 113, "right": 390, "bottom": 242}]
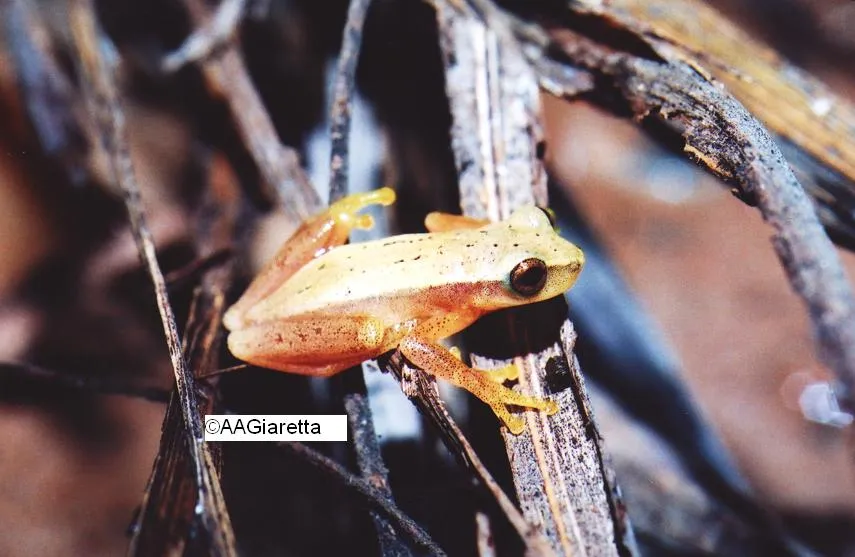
[{"left": 223, "top": 188, "right": 585, "bottom": 434}]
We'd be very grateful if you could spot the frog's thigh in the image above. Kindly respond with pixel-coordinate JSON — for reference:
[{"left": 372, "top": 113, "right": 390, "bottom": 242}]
[
  {"left": 227, "top": 315, "right": 387, "bottom": 376},
  {"left": 423, "top": 212, "right": 490, "bottom": 233},
  {"left": 398, "top": 335, "right": 557, "bottom": 434},
  {"left": 225, "top": 189, "right": 394, "bottom": 330}
]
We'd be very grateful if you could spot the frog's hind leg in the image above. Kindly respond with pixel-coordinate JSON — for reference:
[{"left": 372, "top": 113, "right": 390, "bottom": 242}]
[
  {"left": 398, "top": 335, "right": 558, "bottom": 435},
  {"left": 424, "top": 212, "right": 489, "bottom": 233},
  {"left": 227, "top": 315, "right": 389, "bottom": 377},
  {"left": 224, "top": 188, "right": 396, "bottom": 330}
]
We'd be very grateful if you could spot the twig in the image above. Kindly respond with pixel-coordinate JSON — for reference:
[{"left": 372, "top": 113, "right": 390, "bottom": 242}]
[
  {"left": 2, "top": 0, "right": 89, "bottom": 185},
  {"left": 130, "top": 152, "right": 242, "bottom": 555},
  {"left": 470, "top": 4, "right": 837, "bottom": 551},
  {"left": 68, "top": 2, "right": 236, "bottom": 555},
  {"left": 325, "top": 2, "right": 409, "bottom": 554},
  {"left": 328, "top": 0, "right": 372, "bottom": 204},
  {"left": 596, "top": 390, "right": 782, "bottom": 555},
  {"left": 548, "top": 188, "right": 786, "bottom": 545},
  {"left": 164, "top": 247, "right": 233, "bottom": 291},
  {"left": 582, "top": 0, "right": 855, "bottom": 188},
  {"left": 279, "top": 442, "right": 448, "bottom": 556},
  {"left": 162, "top": 0, "right": 247, "bottom": 72},
  {"left": 344, "top": 395, "right": 412, "bottom": 556},
  {"left": 177, "top": 0, "right": 321, "bottom": 220},
  {"left": 549, "top": 26, "right": 855, "bottom": 414},
  {"left": 475, "top": 513, "right": 496, "bottom": 557},
  {"left": 0, "top": 362, "right": 170, "bottom": 403}
]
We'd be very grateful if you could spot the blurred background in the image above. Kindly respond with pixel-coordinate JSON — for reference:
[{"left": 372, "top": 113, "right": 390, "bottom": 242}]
[{"left": 0, "top": 0, "right": 854, "bottom": 555}]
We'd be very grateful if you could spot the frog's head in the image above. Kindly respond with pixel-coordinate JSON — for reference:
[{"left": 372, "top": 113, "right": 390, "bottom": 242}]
[{"left": 486, "top": 206, "right": 585, "bottom": 308}]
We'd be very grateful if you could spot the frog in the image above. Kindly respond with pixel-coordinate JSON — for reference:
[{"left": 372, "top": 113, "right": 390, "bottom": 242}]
[{"left": 223, "top": 187, "right": 585, "bottom": 434}]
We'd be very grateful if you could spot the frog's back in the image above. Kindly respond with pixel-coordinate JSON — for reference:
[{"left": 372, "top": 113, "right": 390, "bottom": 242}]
[{"left": 249, "top": 229, "right": 503, "bottom": 323}]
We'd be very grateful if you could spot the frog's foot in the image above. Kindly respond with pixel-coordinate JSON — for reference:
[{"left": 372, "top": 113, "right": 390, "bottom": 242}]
[
  {"left": 330, "top": 187, "right": 396, "bottom": 232},
  {"left": 482, "top": 384, "right": 559, "bottom": 434},
  {"left": 398, "top": 335, "right": 558, "bottom": 435}
]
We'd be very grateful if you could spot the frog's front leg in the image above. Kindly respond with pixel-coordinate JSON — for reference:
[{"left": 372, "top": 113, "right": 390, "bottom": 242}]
[
  {"left": 227, "top": 315, "right": 388, "bottom": 377},
  {"left": 224, "top": 188, "right": 395, "bottom": 330},
  {"left": 398, "top": 335, "right": 558, "bottom": 435}
]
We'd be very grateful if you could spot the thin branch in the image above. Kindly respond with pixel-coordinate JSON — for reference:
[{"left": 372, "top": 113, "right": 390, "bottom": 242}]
[
  {"left": 326, "top": 2, "right": 409, "bottom": 554},
  {"left": 584, "top": 0, "right": 855, "bottom": 188},
  {"left": 549, "top": 25, "right": 855, "bottom": 415},
  {"left": 2, "top": 0, "right": 89, "bottom": 185},
  {"left": 68, "top": 2, "right": 236, "bottom": 555},
  {"left": 177, "top": 0, "right": 321, "bottom": 220},
  {"left": 344, "top": 395, "right": 412, "bottom": 557},
  {"left": 279, "top": 442, "right": 447, "bottom": 557},
  {"left": 130, "top": 152, "right": 243, "bottom": 555},
  {"left": 475, "top": 513, "right": 496, "bottom": 557},
  {"left": 328, "top": 0, "right": 372, "bottom": 205},
  {"left": 0, "top": 362, "right": 170, "bottom": 403},
  {"left": 164, "top": 247, "right": 233, "bottom": 291},
  {"left": 162, "top": 0, "right": 247, "bottom": 72},
  {"left": 470, "top": 4, "right": 838, "bottom": 551}
]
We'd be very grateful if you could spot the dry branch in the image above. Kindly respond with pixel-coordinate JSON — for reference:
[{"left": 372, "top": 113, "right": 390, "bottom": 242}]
[
  {"left": 465, "top": 1, "right": 851, "bottom": 550},
  {"left": 582, "top": 0, "right": 855, "bottom": 186},
  {"left": 280, "top": 442, "right": 448, "bottom": 556},
  {"left": 432, "top": 1, "right": 637, "bottom": 554},
  {"left": 470, "top": 0, "right": 855, "bottom": 428},
  {"left": 540, "top": 21, "right": 855, "bottom": 414},
  {"left": 0, "top": 362, "right": 170, "bottom": 402},
  {"left": 173, "top": 0, "right": 321, "bottom": 220},
  {"left": 567, "top": 0, "right": 855, "bottom": 251},
  {"left": 328, "top": 0, "right": 372, "bottom": 204},
  {"left": 162, "top": 0, "right": 247, "bottom": 72},
  {"left": 325, "top": 1, "right": 413, "bottom": 554},
  {"left": 68, "top": 2, "right": 236, "bottom": 554},
  {"left": 129, "top": 154, "right": 242, "bottom": 555},
  {"left": 2, "top": 0, "right": 89, "bottom": 185}
]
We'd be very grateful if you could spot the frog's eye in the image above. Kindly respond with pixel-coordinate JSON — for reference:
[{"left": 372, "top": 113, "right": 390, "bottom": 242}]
[{"left": 510, "top": 258, "right": 547, "bottom": 296}]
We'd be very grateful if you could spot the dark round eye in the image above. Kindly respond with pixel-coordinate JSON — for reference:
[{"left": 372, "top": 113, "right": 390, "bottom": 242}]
[
  {"left": 536, "top": 207, "right": 557, "bottom": 229},
  {"left": 510, "top": 258, "right": 547, "bottom": 296}
]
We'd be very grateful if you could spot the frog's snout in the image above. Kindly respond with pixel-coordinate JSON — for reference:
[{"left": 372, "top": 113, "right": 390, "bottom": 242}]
[{"left": 553, "top": 243, "right": 585, "bottom": 293}]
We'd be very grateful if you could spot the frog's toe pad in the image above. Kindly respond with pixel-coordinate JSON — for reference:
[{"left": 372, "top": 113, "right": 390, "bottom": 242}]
[
  {"left": 330, "top": 188, "right": 396, "bottom": 232},
  {"left": 331, "top": 187, "right": 396, "bottom": 216},
  {"left": 504, "top": 415, "right": 526, "bottom": 435},
  {"left": 486, "top": 363, "right": 519, "bottom": 383},
  {"left": 543, "top": 399, "right": 559, "bottom": 416},
  {"left": 484, "top": 383, "right": 559, "bottom": 434}
]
